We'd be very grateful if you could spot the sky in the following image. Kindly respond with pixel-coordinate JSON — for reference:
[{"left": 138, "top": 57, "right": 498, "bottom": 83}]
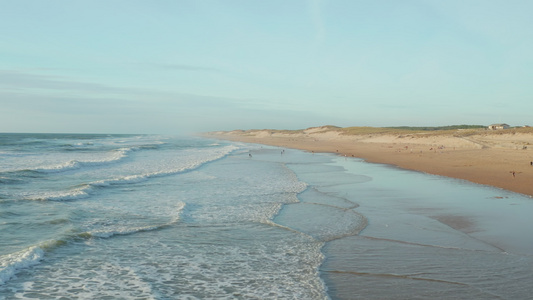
[{"left": 1, "top": 0, "right": 532, "bottom": 134}]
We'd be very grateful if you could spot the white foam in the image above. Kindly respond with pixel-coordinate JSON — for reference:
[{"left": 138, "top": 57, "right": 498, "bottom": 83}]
[
  {"left": 121, "top": 232, "right": 328, "bottom": 299},
  {"left": 23, "top": 184, "right": 92, "bottom": 201},
  {"left": 21, "top": 144, "right": 239, "bottom": 201},
  {"left": 96, "top": 144, "right": 239, "bottom": 184},
  {"left": 34, "top": 147, "right": 133, "bottom": 173},
  {"left": 17, "top": 261, "right": 158, "bottom": 299},
  {"left": 1, "top": 147, "right": 133, "bottom": 175},
  {"left": 89, "top": 202, "right": 185, "bottom": 238},
  {"left": 171, "top": 201, "right": 186, "bottom": 223},
  {"left": 89, "top": 225, "right": 163, "bottom": 238},
  {"left": 0, "top": 246, "right": 44, "bottom": 285}
]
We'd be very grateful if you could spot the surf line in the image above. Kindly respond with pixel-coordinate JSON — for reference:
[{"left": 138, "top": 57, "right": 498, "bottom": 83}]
[{"left": 326, "top": 270, "right": 468, "bottom": 286}]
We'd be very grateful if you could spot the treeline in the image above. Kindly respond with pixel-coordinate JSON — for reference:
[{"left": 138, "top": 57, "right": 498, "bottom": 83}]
[{"left": 386, "top": 125, "right": 486, "bottom": 131}]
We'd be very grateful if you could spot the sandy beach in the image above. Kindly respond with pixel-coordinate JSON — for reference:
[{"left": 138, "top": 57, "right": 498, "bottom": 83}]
[{"left": 206, "top": 126, "right": 533, "bottom": 197}]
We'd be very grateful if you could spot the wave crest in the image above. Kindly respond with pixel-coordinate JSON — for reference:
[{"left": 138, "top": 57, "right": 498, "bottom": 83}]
[
  {"left": 0, "top": 246, "right": 44, "bottom": 285},
  {"left": 34, "top": 147, "right": 134, "bottom": 174},
  {"left": 24, "top": 145, "right": 239, "bottom": 201}
]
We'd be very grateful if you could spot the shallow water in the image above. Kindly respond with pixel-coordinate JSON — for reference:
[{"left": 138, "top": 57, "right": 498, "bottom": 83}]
[{"left": 298, "top": 156, "right": 533, "bottom": 299}]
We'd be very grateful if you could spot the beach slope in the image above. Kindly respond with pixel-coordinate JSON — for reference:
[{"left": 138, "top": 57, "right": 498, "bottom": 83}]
[{"left": 205, "top": 126, "right": 533, "bottom": 196}]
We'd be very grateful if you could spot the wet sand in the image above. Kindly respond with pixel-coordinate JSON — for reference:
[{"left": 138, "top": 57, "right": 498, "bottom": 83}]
[{"left": 205, "top": 126, "right": 533, "bottom": 197}]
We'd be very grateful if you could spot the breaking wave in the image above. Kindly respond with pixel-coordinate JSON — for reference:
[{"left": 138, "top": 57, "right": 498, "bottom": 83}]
[
  {"left": 0, "top": 246, "right": 44, "bottom": 285},
  {"left": 22, "top": 145, "right": 239, "bottom": 201}
]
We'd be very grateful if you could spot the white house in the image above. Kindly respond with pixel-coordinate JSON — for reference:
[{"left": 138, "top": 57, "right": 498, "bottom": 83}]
[{"left": 488, "top": 124, "right": 510, "bottom": 130}]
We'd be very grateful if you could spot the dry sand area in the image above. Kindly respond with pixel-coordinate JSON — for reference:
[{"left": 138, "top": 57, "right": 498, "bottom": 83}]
[{"left": 206, "top": 126, "right": 533, "bottom": 197}]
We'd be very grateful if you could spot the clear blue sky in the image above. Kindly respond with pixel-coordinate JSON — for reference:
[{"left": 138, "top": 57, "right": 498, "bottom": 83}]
[{"left": 1, "top": 0, "right": 532, "bottom": 134}]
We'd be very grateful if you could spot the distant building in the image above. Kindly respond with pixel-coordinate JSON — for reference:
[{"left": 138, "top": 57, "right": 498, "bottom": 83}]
[{"left": 488, "top": 123, "right": 510, "bottom": 130}]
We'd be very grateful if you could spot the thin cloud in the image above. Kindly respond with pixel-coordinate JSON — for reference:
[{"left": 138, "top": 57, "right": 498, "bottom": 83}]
[
  {"left": 0, "top": 68, "right": 254, "bottom": 111},
  {"left": 0, "top": 69, "right": 134, "bottom": 94}
]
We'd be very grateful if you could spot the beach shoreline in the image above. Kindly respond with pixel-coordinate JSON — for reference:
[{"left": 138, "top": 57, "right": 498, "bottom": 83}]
[{"left": 204, "top": 126, "right": 533, "bottom": 197}]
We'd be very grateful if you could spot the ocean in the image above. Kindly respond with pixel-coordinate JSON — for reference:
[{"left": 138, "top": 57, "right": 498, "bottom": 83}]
[{"left": 1, "top": 133, "right": 532, "bottom": 299}]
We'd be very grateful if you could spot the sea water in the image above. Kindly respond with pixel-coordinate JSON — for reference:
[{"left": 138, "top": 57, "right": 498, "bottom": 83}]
[
  {"left": 1, "top": 134, "right": 533, "bottom": 299},
  {"left": 0, "top": 134, "right": 329, "bottom": 299}
]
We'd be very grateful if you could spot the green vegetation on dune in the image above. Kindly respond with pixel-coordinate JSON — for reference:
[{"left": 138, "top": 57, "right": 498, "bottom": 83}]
[
  {"left": 339, "top": 127, "right": 412, "bottom": 135},
  {"left": 231, "top": 125, "right": 533, "bottom": 137},
  {"left": 387, "top": 125, "right": 486, "bottom": 131},
  {"left": 337, "top": 125, "right": 491, "bottom": 136}
]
